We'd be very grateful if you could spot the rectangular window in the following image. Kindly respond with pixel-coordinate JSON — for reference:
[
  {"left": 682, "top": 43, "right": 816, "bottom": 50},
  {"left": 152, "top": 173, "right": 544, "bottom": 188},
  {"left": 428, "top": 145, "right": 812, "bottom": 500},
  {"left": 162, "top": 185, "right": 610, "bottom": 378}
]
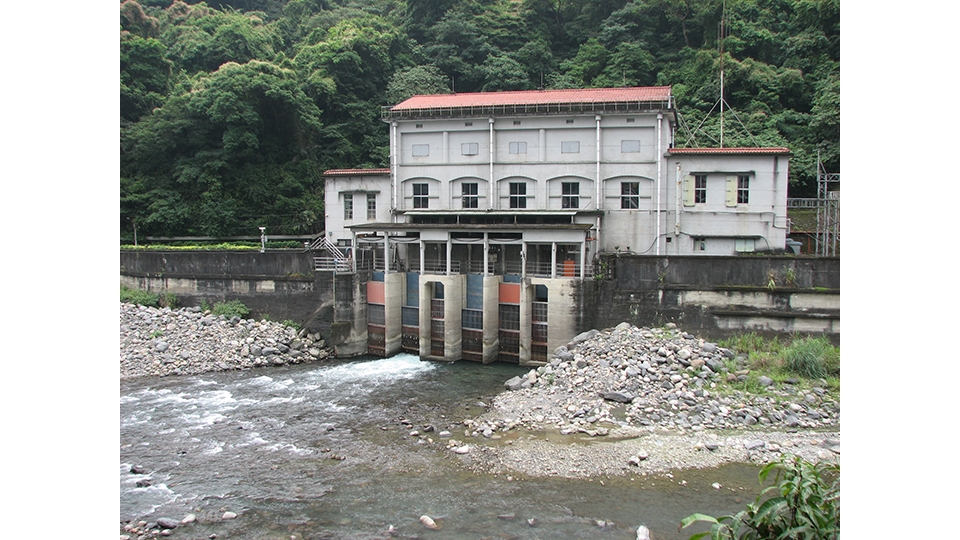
[
  {"left": 693, "top": 237, "right": 706, "bottom": 251},
  {"left": 621, "top": 140, "right": 641, "bottom": 153},
  {"left": 509, "top": 141, "right": 527, "bottom": 154},
  {"left": 462, "top": 183, "right": 478, "bottom": 209},
  {"left": 561, "top": 141, "right": 580, "bottom": 153},
  {"left": 461, "top": 142, "right": 479, "bottom": 155},
  {"left": 464, "top": 121, "right": 473, "bottom": 126},
  {"left": 735, "top": 238, "right": 756, "bottom": 252},
  {"left": 412, "top": 144, "right": 429, "bottom": 157},
  {"left": 509, "top": 182, "right": 526, "bottom": 209},
  {"left": 343, "top": 193, "right": 353, "bottom": 219},
  {"left": 367, "top": 193, "right": 376, "bottom": 219},
  {"left": 561, "top": 182, "right": 579, "bottom": 209},
  {"left": 695, "top": 175, "right": 707, "bottom": 204},
  {"left": 737, "top": 175, "right": 750, "bottom": 204},
  {"left": 513, "top": 120, "right": 521, "bottom": 125},
  {"left": 621, "top": 182, "right": 639, "bottom": 209},
  {"left": 413, "top": 183, "right": 429, "bottom": 208}
]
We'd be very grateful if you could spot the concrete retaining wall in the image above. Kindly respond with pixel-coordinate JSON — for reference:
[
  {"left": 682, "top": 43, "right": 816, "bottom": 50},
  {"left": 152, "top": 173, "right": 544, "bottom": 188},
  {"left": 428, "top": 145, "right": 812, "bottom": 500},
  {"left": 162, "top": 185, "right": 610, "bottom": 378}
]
[{"left": 121, "top": 251, "right": 840, "bottom": 357}]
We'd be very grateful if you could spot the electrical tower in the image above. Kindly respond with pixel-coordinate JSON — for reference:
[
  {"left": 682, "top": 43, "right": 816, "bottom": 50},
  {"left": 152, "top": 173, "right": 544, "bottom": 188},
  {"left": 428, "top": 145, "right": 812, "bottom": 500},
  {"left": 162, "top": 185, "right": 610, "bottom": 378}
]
[{"left": 816, "top": 153, "right": 840, "bottom": 256}]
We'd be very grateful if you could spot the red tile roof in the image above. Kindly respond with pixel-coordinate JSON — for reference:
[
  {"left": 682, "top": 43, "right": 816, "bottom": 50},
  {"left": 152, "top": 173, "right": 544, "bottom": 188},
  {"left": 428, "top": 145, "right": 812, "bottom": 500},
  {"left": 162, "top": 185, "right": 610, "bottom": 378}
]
[
  {"left": 668, "top": 147, "right": 791, "bottom": 155},
  {"left": 391, "top": 87, "right": 672, "bottom": 110},
  {"left": 322, "top": 168, "right": 391, "bottom": 176}
]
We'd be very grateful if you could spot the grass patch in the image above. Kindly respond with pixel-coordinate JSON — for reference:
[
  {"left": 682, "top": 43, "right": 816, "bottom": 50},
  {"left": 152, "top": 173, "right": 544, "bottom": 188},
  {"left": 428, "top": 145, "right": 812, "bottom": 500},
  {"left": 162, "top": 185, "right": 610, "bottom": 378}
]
[
  {"left": 121, "top": 285, "right": 159, "bottom": 307},
  {"left": 716, "top": 332, "right": 839, "bottom": 396},
  {"left": 121, "top": 285, "right": 178, "bottom": 308}
]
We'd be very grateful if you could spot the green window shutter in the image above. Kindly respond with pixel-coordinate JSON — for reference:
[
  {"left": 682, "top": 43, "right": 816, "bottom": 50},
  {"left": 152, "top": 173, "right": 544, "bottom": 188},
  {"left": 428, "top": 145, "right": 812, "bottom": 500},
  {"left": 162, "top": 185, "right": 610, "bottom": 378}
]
[
  {"left": 683, "top": 175, "right": 695, "bottom": 206},
  {"left": 725, "top": 175, "right": 737, "bottom": 207}
]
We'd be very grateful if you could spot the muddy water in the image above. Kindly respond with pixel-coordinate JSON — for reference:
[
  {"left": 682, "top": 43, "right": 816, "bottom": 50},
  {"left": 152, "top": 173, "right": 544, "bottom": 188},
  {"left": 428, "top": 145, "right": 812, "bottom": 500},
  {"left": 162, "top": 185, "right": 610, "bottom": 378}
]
[{"left": 120, "top": 354, "right": 764, "bottom": 539}]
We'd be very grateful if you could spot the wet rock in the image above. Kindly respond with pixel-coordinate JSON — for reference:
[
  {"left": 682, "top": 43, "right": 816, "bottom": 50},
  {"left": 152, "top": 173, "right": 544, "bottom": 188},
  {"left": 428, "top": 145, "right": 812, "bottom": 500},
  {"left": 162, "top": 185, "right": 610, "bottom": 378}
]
[
  {"left": 419, "top": 515, "right": 440, "bottom": 530},
  {"left": 504, "top": 376, "right": 524, "bottom": 391},
  {"left": 156, "top": 518, "right": 179, "bottom": 529},
  {"left": 601, "top": 391, "right": 634, "bottom": 403},
  {"left": 222, "top": 511, "right": 238, "bottom": 520}
]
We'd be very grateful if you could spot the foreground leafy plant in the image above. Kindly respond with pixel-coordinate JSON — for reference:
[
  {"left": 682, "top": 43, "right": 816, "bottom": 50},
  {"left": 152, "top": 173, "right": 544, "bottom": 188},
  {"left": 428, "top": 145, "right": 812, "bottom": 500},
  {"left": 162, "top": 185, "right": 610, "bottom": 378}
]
[
  {"left": 212, "top": 300, "right": 250, "bottom": 319},
  {"left": 680, "top": 455, "right": 839, "bottom": 540}
]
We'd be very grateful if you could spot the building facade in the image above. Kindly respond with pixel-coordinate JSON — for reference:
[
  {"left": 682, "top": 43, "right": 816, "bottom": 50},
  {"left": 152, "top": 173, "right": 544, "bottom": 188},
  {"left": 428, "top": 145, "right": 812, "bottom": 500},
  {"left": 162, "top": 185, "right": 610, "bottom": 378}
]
[{"left": 320, "top": 87, "right": 790, "bottom": 364}]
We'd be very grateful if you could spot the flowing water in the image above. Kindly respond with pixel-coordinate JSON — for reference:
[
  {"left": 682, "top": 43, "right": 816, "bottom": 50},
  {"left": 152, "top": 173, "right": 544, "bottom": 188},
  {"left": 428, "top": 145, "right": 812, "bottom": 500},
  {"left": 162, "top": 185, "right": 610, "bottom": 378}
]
[{"left": 120, "top": 354, "right": 765, "bottom": 539}]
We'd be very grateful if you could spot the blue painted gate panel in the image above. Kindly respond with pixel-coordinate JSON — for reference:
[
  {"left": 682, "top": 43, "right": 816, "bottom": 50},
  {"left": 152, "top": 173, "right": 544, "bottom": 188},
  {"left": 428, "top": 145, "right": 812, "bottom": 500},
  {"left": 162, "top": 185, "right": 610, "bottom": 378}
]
[
  {"left": 466, "top": 274, "right": 484, "bottom": 310},
  {"left": 405, "top": 272, "right": 420, "bottom": 307}
]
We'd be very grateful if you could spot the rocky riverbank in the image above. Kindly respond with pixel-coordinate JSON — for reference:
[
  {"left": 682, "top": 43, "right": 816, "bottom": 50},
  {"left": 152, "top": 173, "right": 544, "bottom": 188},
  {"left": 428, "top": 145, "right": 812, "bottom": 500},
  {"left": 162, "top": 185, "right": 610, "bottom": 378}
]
[
  {"left": 119, "top": 303, "right": 334, "bottom": 379},
  {"left": 444, "top": 322, "right": 839, "bottom": 478}
]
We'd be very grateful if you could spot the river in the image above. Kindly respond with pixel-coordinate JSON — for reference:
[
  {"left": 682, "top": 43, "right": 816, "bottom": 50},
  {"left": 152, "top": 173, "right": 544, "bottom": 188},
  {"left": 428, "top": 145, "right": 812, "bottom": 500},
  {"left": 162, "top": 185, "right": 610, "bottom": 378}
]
[{"left": 120, "top": 353, "right": 765, "bottom": 539}]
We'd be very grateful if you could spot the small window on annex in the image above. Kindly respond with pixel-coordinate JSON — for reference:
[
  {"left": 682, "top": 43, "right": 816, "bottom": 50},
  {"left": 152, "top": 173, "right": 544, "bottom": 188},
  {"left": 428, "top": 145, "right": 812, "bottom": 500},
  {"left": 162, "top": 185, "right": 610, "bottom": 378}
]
[
  {"left": 462, "top": 183, "right": 478, "bottom": 209},
  {"left": 461, "top": 142, "right": 479, "bottom": 156},
  {"left": 509, "top": 141, "right": 527, "bottom": 154},
  {"left": 737, "top": 175, "right": 750, "bottom": 204},
  {"left": 621, "top": 182, "right": 639, "bottom": 209},
  {"left": 413, "top": 183, "right": 429, "bottom": 208},
  {"left": 509, "top": 182, "right": 527, "bottom": 209},
  {"left": 367, "top": 193, "right": 376, "bottom": 219},
  {"left": 561, "top": 182, "right": 579, "bottom": 209},
  {"left": 695, "top": 175, "right": 707, "bottom": 204},
  {"left": 343, "top": 193, "right": 353, "bottom": 219},
  {"left": 693, "top": 236, "right": 706, "bottom": 251}
]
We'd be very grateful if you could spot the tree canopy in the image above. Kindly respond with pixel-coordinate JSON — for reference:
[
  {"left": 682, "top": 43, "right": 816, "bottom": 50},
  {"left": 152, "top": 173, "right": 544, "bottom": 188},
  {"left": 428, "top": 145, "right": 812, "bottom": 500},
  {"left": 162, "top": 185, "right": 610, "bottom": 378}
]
[{"left": 120, "top": 0, "right": 840, "bottom": 239}]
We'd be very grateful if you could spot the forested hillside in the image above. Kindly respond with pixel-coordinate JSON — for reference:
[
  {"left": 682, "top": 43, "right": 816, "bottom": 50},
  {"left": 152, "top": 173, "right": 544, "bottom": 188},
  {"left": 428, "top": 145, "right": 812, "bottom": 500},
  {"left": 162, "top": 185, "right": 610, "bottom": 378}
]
[{"left": 120, "top": 0, "right": 839, "bottom": 240}]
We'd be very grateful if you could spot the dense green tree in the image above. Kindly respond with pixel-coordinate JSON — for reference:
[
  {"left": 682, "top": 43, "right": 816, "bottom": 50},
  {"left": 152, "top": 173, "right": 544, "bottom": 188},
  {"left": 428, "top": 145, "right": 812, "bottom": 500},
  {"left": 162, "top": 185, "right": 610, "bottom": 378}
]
[
  {"left": 121, "top": 60, "right": 324, "bottom": 236},
  {"left": 121, "top": 35, "right": 174, "bottom": 122},
  {"left": 386, "top": 64, "right": 451, "bottom": 104}
]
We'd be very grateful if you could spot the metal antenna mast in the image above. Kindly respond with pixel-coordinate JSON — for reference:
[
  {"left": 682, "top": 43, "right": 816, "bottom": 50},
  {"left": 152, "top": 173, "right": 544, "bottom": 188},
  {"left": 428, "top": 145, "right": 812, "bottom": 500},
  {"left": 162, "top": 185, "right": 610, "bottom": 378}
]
[{"left": 719, "top": 0, "right": 725, "bottom": 147}]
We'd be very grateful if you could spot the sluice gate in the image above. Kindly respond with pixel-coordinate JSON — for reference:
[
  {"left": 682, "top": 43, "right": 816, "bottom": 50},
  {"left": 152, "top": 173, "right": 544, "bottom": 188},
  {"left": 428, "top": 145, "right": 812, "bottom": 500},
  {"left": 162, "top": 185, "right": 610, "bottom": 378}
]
[{"left": 364, "top": 271, "right": 575, "bottom": 366}]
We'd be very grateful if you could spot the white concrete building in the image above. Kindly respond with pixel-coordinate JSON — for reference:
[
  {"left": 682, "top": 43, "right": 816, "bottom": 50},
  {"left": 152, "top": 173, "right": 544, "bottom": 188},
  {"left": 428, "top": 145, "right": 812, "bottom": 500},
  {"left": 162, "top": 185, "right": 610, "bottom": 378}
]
[{"left": 320, "top": 87, "right": 790, "bottom": 363}]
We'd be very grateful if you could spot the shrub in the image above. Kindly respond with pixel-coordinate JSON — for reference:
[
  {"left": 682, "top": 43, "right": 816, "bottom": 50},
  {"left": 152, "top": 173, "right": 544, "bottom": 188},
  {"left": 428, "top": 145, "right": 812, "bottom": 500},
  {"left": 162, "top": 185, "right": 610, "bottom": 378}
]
[
  {"left": 680, "top": 455, "right": 840, "bottom": 540},
  {"left": 120, "top": 285, "right": 159, "bottom": 307},
  {"left": 281, "top": 319, "right": 302, "bottom": 331},
  {"left": 212, "top": 300, "right": 250, "bottom": 319},
  {"left": 159, "top": 292, "right": 178, "bottom": 309},
  {"left": 783, "top": 337, "right": 839, "bottom": 379}
]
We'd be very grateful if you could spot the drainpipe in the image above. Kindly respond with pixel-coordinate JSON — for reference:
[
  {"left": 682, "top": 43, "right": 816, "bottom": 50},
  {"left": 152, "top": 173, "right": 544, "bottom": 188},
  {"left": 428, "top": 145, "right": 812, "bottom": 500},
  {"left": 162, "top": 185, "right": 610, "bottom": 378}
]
[
  {"left": 391, "top": 121, "right": 398, "bottom": 219},
  {"left": 489, "top": 118, "right": 495, "bottom": 208},
  {"left": 596, "top": 114, "right": 603, "bottom": 255},
  {"left": 595, "top": 115, "right": 602, "bottom": 211},
  {"left": 656, "top": 113, "right": 662, "bottom": 256},
  {"left": 675, "top": 163, "right": 682, "bottom": 241}
]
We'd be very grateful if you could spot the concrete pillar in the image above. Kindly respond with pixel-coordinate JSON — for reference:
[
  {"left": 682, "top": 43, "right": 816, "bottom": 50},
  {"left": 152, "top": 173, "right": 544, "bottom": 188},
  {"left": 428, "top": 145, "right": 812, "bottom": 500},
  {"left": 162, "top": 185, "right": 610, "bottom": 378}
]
[
  {"left": 383, "top": 272, "right": 404, "bottom": 357},
  {"left": 521, "top": 241, "right": 527, "bottom": 278},
  {"left": 551, "top": 242, "right": 557, "bottom": 279},
  {"left": 482, "top": 275, "right": 500, "bottom": 363},
  {"left": 419, "top": 241, "right": 425, "bottom": 274},
  {"left": 518, "top": 277, "right": 533, "bottom": 365},
  {"left": 483, "top": 234, "right": 490, "bottom": 276},
  {"left": 446, "top": 239, "right": 452, "bottom": 275}
]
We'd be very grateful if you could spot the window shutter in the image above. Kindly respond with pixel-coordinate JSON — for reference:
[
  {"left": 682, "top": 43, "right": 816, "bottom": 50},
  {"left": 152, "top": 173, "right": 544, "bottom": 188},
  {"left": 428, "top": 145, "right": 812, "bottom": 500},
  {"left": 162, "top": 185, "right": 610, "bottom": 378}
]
[
  {"left": 725, "top": 175, "right": 737, "bottom": 207},
  {"left": 683, "top": 175, "right": 695, "bottom": 206}
]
